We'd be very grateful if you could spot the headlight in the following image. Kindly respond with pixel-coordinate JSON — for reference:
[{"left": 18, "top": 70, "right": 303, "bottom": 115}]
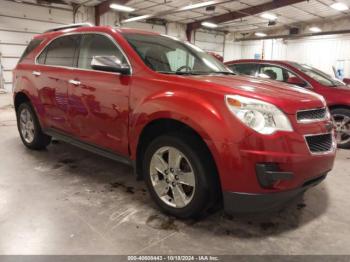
[{"left": 225, "top": 95, "right": 293, "bottom": 135}]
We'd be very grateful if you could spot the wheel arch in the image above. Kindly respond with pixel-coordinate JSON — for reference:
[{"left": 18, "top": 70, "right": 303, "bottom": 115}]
[
  {"left": 134, "top": 118, "right": 222, "bottom": 192},
  {"left": 328, "top": 104, "right": 350, "bottom": 111},
  {"left": 14, "top": 91, "right": 46, "bottom": 129},
  {"left": 14, "top": 91, "right": 31, "bottom": 111}
]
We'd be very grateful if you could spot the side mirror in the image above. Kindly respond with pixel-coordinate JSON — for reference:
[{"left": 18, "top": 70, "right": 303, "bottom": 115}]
[
  {"left": 287, "top": 76, "right": 307, "bottom": 87},
  {"left": 343, "top": 78, "right": 350, "bottom": 85},
  {"left": 91, "top": 56, "right": 130, "bottom": 75}
]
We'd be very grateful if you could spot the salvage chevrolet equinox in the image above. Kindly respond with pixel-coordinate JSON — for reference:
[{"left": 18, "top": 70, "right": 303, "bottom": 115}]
[{"left": 13, "top": 24, "right": 336, "bottom": 218}]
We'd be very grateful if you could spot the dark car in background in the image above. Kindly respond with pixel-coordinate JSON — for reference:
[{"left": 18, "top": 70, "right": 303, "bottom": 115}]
[{"left": 226, "top": 59, "right": 350, "bottom": 148}]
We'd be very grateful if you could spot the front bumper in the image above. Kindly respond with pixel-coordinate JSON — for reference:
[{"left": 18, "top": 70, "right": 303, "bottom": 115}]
[{"left": 223, "top": 172, "right": 328, "bottom": 213}]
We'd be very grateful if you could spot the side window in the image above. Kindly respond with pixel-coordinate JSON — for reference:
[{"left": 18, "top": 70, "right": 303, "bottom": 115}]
[
  {"left": 19, "top": 38, "right": 43, "bottom": 63},
  {"left": 258, "top": 65, "right": 284, "bottom": 81},
  {"left": 37, "top": 48, "right": 47, "bottom": 64},
  {"left": 39, "top": 35, "right": 80, "bottom": 67},
  {"left": 258, "top": 64, "right": 307, "bottom": 87},
  {"left": 78, "top": 34, "right": 126, "bottom": 70},
  {"left": 230, "top": 64, "right": 258, "bottom": 76}
]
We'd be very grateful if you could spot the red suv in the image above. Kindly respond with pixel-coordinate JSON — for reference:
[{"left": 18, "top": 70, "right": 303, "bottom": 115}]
[
  {"left": 13, "top": 25, "right": 336, "bottom": 218},
  {"left": 226, "top": 59, "right": 350, "bottom": 148}
]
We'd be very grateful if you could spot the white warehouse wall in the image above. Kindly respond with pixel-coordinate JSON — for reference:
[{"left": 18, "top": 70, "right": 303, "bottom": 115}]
[
  {"left": 236, "top": 35, "right": 350, "bottom": 78},
  {"left": 194, "top": 30, "right": 225, "bottom": 57},
  {"left": 224, "top": 33, "right": 242, "bottom": 62},
  {"left": 0, "top": 0, "right": 73, "bottom": 92},
  {"left": 285, "top": 34, "right": 350, "bottom": 77}
]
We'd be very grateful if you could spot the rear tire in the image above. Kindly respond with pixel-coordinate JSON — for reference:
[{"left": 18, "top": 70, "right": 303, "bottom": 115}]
[
  {"left": 331, "top": 108, "right": 350, "bottom": 149},
  {"left": 142, "top": 134, "right": 220, "bottom": 219},
  {"left": 16, "top": 102, "right": 51, "bottom": 150}
]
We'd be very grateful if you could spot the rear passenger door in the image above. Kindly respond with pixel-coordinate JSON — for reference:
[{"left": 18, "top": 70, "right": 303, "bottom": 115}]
[
  {"left": 68, "top": 33, "right": 131, "bottom": 156},
  {"left": 36, "top": 35, "right": 80, "bottom": 133}
]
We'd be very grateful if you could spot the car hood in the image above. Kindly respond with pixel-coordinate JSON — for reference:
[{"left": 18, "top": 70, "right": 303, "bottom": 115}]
[{"left": 185, "top": 75, "right": 325, "bottom": 114}]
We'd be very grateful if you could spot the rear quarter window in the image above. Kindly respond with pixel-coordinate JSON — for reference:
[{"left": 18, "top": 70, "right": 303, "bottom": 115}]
[{"left": 19, "top": 38, "right": 43, "bottom": 63}]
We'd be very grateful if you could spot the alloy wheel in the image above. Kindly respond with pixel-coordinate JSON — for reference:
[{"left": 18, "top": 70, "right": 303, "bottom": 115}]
[
  {"left": 19, "top": 108, "right": 35, "bottom": 143},
  {"left": 333, "top": 114, "right": 350, "bottom": 145},
  {"left": 149, "top": 146, "right": 196, "bottom": 208}
]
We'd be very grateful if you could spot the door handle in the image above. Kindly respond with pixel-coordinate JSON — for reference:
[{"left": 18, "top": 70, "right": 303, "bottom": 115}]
[
  {"left": 68, "top": 79, "right": 81, "bottom": 86},
  {"left": 32, "top": 71, "right": 41, "bottom": 76}
]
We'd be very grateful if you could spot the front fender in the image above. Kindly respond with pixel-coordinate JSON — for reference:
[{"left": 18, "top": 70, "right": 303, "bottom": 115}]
[{"left": 129, "top": 90, "right": 232, "bottom": 161}]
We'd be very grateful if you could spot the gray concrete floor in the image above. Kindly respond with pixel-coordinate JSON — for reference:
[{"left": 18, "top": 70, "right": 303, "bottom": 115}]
[{"left": 0, "top": 92, "right": 350, "bottom": 255}]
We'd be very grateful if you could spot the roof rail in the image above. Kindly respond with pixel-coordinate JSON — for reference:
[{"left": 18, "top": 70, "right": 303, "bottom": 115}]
[{"left": 44, "top": 23, "right": 93, "bottom": 33}]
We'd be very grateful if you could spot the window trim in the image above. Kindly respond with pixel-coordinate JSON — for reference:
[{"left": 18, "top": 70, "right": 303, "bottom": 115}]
[{"left": 35, "top": 32, "right": 133, "bottom": 75}]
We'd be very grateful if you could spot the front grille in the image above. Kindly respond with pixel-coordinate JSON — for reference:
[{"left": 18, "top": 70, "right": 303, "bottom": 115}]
[
  {"left": 297, "top": 108, "right": 327, "bottom": 122},
  {"left": 305, "top": 133, "right": 333, "bottom": 154}
]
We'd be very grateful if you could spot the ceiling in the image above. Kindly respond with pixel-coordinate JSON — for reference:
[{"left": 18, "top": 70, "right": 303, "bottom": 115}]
[
  {"left": 25, "top": 0, "right": 350, "bottom": 33},
  {"left": 121, "top": 0, "right": 350, "bottom": 32}
]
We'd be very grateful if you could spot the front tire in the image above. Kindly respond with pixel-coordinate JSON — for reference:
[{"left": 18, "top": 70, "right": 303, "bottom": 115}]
[
  {"left": 16, "top": 102, "right": 51, "bottom": 150},
  {"left": 331, "top": 108, "right": 350, "bottom": 149},
  {"left": 143, "top": 134, "right": 220, "bottom": 219}
]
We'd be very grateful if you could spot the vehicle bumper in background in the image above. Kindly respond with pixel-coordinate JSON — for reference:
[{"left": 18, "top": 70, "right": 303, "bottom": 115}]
[{"left": 223, "top": 172, "right": 328, "bottom": 213}]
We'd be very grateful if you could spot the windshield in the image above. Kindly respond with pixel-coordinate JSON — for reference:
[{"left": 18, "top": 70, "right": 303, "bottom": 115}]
[
  {"left": 122, "top": 33, "right": 233, "bottom": 75},
  {"left": 291, "top": 62, "right": 345, "bottom": 87}
]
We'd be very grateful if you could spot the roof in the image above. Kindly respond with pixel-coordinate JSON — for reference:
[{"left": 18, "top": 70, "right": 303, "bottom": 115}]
[
  {"left": 225, "top": 59, "right": 295, "bottom": 66},
  {"left": 35, "top": 25, "right": 161, "bottom": 38}
]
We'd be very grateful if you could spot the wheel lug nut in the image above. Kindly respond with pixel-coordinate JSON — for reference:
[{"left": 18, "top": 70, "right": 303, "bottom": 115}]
[
  {"left": 166, "top": 178, "right": 169, "bottom": 183},
  {"left": 172, "top": 182, "right": 176, "bottom": 186},
  {"left": 170, "top": 168, "right": 174, "bottom": 173},
  {"left": 175, "top": 175, "right": 179, "bottom": 180}
]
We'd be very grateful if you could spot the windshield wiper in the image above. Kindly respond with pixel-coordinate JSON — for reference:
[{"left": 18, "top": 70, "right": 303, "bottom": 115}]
[
  {"left": 157, "top": 71, "right": 202, "bottom": 75},
  {"left": 210, "top": 71, "right": 236, "bottom": 75}
]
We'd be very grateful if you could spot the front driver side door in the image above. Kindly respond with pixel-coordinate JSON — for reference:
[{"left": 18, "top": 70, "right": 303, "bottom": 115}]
[{"left": 68, "top": 33, "right": 131, "bottom": 156}]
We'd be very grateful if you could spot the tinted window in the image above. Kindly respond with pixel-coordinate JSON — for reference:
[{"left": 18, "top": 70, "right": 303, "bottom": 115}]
[
  {"left": 290, "top": 62, "right": 345, "bottom": 87},
  {"left": 229, "top": 64, "right": 258, "bottom": 76},
  {"left": 258, "top": 65, "right": 284, "bottom": 81},
  {"left": 258, "top": 64, "right": 299, "bottom": 82},
  {"left": 78, "top": 34, "right": 126, "bottom": 70},
  {"left": 122, "top": 33, "right": 231, "bottom": 74},
  {"left": 37, "top": 49, "right": 47, "bottom": 64},
  {"left": 40, "top": 35, "right": 80, "bottom": 67},
  {"left": 19, "top": 38, "right": 43, "bottom": 62}
]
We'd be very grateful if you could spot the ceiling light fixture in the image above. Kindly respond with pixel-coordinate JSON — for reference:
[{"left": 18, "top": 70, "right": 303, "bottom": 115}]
[
  {"left": 201, "top": 21, "right": 218, "bottom": 28},
  {"left": 255, "top": 32, "right": 267, "bottom": 37},
  {"left": 122, "top": 15, "right": 152, "bottom": 23},
  {"left": 260, "top": 13, "right": 277, "bottom": 20},
  {"left": 110, "top": 3, "right": 135, "bottom": 12},
  {"left": 309, "top": 27, "right": 322, "bottom": 33},
  {"left": 180, "top": 1, "right": 217, "bottom": 11},
  {"left": 330, "top": 2, "right": 349, "bottom": 11}
]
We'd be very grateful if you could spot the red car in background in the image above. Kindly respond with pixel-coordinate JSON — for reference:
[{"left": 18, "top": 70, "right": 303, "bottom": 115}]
[{"left": 225, "top": 59, "right": 350, "bottom": 148}]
